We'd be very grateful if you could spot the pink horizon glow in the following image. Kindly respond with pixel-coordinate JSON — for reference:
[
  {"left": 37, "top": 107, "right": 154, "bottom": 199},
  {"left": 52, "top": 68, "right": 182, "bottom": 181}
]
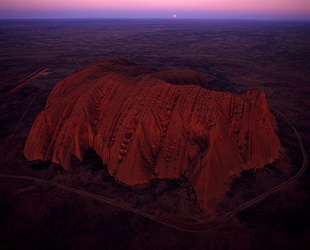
[{"left": 1, "top": 0, "right": 309, "bottom": 19}]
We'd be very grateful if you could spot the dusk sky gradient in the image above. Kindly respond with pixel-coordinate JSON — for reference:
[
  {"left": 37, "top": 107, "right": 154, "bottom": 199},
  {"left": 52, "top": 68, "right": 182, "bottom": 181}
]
[{"left": 0, "top": 0, "right": 309, "bottom": 19}]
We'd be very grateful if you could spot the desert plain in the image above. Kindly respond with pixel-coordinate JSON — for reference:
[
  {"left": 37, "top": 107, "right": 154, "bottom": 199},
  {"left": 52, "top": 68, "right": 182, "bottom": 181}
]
[{"left": 0, "top": 19, "right": 309, "bottom": 249}]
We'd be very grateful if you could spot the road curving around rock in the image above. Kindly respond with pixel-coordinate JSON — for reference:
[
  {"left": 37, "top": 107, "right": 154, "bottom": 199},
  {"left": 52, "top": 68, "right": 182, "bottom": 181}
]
[{"left": 0, "top": 112, "right": 307, "bottom": 232}]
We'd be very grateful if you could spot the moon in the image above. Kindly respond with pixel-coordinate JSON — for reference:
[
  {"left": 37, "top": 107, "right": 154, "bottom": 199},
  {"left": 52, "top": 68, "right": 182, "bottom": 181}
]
[{"left": 173, "top": 14, "right": 176, "bottom": 18}]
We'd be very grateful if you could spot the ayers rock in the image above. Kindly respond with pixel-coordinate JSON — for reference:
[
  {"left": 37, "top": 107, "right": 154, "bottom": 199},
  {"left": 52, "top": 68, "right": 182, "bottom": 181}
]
[{"left": 24, "top": 57, "right": 281, "bottom": 211}]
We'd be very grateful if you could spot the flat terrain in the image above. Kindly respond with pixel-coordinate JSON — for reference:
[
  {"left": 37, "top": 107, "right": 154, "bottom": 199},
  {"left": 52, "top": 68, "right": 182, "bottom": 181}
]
[{"left": 0, "top": 19, "right": 309, "bottom": 249}]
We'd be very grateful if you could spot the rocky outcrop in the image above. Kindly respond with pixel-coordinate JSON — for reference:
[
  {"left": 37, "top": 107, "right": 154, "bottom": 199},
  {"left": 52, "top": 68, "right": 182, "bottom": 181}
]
[{"left": 24, "top": 57, "right": 281, "bottom": 211}]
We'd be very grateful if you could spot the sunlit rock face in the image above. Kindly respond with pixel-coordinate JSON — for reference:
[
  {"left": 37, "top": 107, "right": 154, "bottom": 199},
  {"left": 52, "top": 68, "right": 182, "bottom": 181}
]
[{"left": 24, "top": 57, "right": 281, "bottom": 211}]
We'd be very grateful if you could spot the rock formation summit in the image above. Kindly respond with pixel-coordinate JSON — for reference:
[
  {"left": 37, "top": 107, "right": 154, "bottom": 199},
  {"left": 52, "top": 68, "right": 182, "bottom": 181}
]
[{"left": 24, "top": 57, "right": 281, "bottom": 211}]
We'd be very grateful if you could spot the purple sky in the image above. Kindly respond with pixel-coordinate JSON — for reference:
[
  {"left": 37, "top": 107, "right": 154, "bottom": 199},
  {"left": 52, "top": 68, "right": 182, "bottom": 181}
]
[{"left": 0, "top": 0, "right": 309, "bottom": 19}]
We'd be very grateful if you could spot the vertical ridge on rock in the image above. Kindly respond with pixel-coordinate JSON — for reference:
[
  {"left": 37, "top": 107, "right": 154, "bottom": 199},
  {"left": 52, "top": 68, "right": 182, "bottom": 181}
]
[{"left": 24, "top": 57, "right": 281, "bottom": 212}]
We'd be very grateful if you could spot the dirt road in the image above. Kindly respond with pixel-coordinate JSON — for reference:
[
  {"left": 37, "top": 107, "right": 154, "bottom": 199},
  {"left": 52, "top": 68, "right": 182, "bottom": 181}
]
[
  {"left": 5, "top": 67, "right": 49, "bottom": 94},
  {"left": 0, "top": 112, "right": 307, "bottom": 232}
]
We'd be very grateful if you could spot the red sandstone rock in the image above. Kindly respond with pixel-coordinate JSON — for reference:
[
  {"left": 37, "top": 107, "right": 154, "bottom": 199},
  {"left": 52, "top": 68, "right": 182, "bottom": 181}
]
[{"left": 24, "top": 57, "right": 281, "bottom": 211}]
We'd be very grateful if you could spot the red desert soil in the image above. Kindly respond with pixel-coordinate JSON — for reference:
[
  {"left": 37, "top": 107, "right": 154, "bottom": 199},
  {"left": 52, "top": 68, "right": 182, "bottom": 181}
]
[{"left": 23, "top": 57, "right": 281, "bottom": 212}]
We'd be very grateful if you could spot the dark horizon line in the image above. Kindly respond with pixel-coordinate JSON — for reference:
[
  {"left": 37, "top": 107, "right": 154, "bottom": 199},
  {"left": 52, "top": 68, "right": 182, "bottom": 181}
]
[{"left": 0, "top": 17, "right": 310, "bottom": 22}]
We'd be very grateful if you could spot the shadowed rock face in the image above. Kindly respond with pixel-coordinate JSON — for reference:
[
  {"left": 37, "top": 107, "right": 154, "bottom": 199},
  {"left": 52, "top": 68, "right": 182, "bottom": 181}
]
[{"left": 24, "top": 57, "right": 281, "bottom": 211}]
